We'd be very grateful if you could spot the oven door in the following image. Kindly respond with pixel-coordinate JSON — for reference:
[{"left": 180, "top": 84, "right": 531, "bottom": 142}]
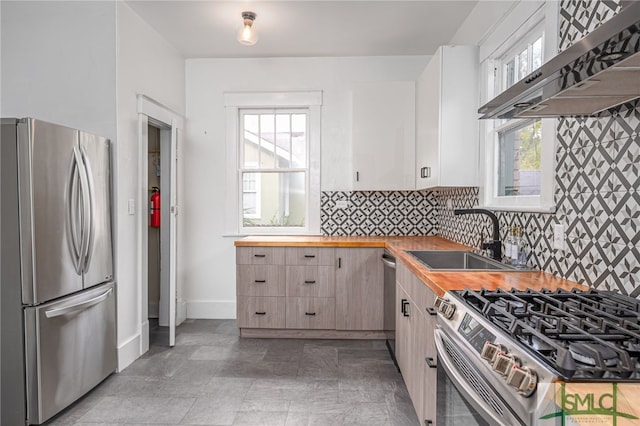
[{"left": 434, "top": 328, "right": 525, "bottom": 426}]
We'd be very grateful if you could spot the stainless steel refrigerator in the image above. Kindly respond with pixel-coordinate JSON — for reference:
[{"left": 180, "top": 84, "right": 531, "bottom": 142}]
[{"left": 1, "top": 118, "right": 117, "bottom": 425}]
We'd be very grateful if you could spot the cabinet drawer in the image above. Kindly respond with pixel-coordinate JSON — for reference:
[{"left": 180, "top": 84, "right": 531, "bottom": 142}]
[
  {"left": 286, "top": 266, "right": 335, "bottom": 298},
  {"left": 286, "top": 297, "right": 335, "bottom": 329},
  {"left": 237, "top": 247, "right": 285, "bottom": 265},
  {"left": 237, "top": 297, "right": 285, "bottom": 328},
  {"left": 237, "top": 265, "right": 285, "bottom": 297},
  {"left": 285, "top": 247, "right": 335, "bottom": 266}
]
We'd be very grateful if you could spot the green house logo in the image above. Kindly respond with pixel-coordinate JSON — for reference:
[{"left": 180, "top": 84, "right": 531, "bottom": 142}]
[{"left": 540, "top": 383, "right": 639, "bottom": 425}]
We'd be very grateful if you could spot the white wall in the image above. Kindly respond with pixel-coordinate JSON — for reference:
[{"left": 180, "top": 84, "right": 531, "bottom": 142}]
[
  {"left": 115, "top": 2, "right": 185, "bottom": 370},
  {"left": 0, "top": 1, "right": 117, "bottom": 138},
  {"left": 183, "top": 56, "right": 429, "bottom": 318}
]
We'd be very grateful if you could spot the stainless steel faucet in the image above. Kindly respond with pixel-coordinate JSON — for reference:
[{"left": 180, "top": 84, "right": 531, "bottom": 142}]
[{"left": 453, "top": 208, "right": 502, "bottom": 261}]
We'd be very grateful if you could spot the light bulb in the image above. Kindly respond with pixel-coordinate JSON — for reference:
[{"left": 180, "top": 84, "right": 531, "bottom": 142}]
[{"left": 237, "top": 12, "right": 258, "bottom": 46}]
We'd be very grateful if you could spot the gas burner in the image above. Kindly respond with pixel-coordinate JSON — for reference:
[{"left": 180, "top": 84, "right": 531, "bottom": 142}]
[
  {"left": 568, "top": 342, "right": 618, "bottom": 367},
  {"left": 495, "top": 298, "right": 526, "bottom": 314}
]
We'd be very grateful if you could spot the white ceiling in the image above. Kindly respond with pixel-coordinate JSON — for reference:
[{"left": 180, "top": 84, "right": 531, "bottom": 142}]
[{"left": 125, "top": 1, "right": 479, "bottom": 58}]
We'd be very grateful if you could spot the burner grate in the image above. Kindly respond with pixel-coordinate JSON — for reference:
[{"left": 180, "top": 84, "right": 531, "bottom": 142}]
[{"left": 453, "top": 288, "right": 640, "bottom": 381}]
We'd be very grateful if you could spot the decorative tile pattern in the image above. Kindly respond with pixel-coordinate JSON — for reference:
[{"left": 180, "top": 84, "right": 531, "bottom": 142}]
[
  {"left": 320, "top": 191, "right": 437, "bottom": 236},
  {"left": 436, "top": 0, "right": 640, "bottom": 297}
]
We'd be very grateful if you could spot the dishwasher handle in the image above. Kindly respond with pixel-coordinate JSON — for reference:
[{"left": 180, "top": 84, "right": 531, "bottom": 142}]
[{"left": 381, "top": 254, "right": 396, "bottom": 269}]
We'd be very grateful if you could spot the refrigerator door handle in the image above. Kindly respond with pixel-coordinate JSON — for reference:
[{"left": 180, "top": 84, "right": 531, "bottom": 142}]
[
  {"left": 73, "top": 146, "right": 92, "bottom": 274},
  {"left": 44, "top": 287, "right": 113, "bottom": 318},
  {"left": 65, "top": 151, "right": 82, "bottom": 274},
  {"left": 79, "top": 146, "right": 95, "bottom": 273}
]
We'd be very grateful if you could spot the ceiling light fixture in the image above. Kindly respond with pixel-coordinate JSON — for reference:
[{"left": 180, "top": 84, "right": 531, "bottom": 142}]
[{"left": 237, "top": 11, "right": 258, "bottom": 46}]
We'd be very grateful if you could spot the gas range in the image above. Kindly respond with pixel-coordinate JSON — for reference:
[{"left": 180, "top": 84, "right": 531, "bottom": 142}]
[{"left": 433, "top": 288, "right": 640, "bottom": 426}]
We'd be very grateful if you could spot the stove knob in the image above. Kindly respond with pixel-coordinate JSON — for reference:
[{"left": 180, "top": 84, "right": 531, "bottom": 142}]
[
  {"left": 434, "top": 297, "right": 456, "bottom": 319},
  {"left": 493, "top": 353, "right": 519, "bottom": 376},
  {"left": 481, "top": 342, "right": 506, "bottom": 363},
  {"left": 506, "top": 366, "right": 537, "bottom": 397}
]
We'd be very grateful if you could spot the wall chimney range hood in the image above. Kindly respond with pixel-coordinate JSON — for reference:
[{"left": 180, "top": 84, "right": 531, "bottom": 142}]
[{"left": 478, "top": 1, "right": 640, "bottom": 119}]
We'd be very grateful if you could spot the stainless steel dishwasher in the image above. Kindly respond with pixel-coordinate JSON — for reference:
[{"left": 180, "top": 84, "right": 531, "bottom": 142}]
[{"left": 381, "top": 250, "right": 398, "bottom": 367}]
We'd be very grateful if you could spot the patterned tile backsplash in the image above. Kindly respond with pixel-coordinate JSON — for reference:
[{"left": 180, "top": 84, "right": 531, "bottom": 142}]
[
  {"left": 320, "top": 191, "right": 437, "bottom": 236},
  {"left": 321, "top": 0, "right": 640, "bottom": 298}
]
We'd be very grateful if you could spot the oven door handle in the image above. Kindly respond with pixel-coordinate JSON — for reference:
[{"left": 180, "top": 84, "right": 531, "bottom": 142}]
[{"left": 434, "top": 329, "right": 524, "bottom": 426}]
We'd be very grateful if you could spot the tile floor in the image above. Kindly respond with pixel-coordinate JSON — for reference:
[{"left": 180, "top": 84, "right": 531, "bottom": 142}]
[{"left": 46, "top": 320, "right": 419, "bottom": 426}]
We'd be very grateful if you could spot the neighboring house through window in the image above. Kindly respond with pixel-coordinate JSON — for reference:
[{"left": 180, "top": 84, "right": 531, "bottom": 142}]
[
  {"left": 225, "top": 91, "right": 322, "bottom": 234},
  {"left": 481, "top": 4, "right": 557, "bottom": 212}
]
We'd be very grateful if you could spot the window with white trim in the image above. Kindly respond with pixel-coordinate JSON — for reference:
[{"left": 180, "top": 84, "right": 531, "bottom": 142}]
[
  {"left": 224, "top": 91, "right": 322, "bottom": 235},
  {"left": 240, "top": 109, "right": 308, "bottom": 228},
  {"left": 482, "top": 5, "right": 557, "bottom": 212}
]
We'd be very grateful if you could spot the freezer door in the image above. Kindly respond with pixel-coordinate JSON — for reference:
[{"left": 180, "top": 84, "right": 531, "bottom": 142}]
[
  {"left": 24, "top": 282, "right": 116, "bottom": 425},
  {"left": 18, "top": 119, "right": 83, "bottom": 305},
  {"left": 79, "top": 131, "right": 113, "bottom": 287}
]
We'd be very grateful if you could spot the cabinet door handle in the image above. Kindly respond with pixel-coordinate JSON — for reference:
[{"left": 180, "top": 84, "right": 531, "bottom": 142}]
[
  {"left": 424, "top": 421, "right": 433, "bottom": 426},
  {"left": 254, "top": 279, "right": 266, "bottom": 283},
  {"left": 356, "top": 171, "right": 360, "bottom": 182},
  {"left": 426, "top": 307, "right": 437, "bottom": 316},
  {"left": 421, "top": 166, "right": 431, "bottom": 179},
  {"left": 304, "top": 280, "right": 316, "bottom": 284},
  {"left": 426, "top": 357, "right": 437, "bottom": 368},
  {"left": 304, "top": 254, "right": 316, "bottom": 258},
  {"left": 255, "top": 311, "right": 266, "bottom": 315},
  {"left": 254, "top": 254, "right": 266, "bottom": 258},
  {"left": 401, "top": 299, "right": 410, "bottom": 317},
  {"left": 338, "top": 257, "right": 341, "bottom": 269},
  {"left": 305, "top": 312, "right": 316, "bottom": 316}
]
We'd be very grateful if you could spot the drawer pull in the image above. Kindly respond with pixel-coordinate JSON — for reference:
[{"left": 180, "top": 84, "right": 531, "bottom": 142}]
[
  {"left": 426, "top": 357, "right": 437, "bottom": 368},
  {"left": 305, "top": 312, "right": 316, "bottom": 316},
  {"left": 304, "top": 280, "right": 316, "bottom": 284},
  {"left": 426, "top": 307, "right": 437, "bottom": 316},
  {"left": 254, "top": 254, "right": 266, "bottom": 258},
  {"left": 254, "top": 279, "right": 266, "bottom": 283},
  {"left": 304, "top": 254, "right": 316, "bottom": 258},
  {"left": 425, "top": 421, "right": 433, "bottom": 426},
  {"left": 401, "top": 299, "right": 410, "bottom": 317},
  {"left": 255, "top": 311, "right": 266, "bottom": 315}
]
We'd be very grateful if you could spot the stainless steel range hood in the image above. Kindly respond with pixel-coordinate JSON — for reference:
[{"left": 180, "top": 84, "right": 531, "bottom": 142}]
[{"left": 478, "top": 1, "right": 640, "bottom": 119}]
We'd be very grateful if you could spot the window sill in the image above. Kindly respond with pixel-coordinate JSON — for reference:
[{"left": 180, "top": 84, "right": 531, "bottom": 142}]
[{"left": 480, "top": 204, "right": 556, "bottom": 214}]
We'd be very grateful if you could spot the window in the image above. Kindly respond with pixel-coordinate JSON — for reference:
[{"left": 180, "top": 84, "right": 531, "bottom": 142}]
[
  {"left": 240, "top": 110, "right": 308, "bottom": 228},
  {"left": 224, "top": 91, "right": 322, "bottom": 235},
  {"left": 481, "top": 4, "right": 557, "bottom": 212}
]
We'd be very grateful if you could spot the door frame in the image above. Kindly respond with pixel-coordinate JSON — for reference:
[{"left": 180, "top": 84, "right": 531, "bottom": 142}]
[{"left": 137, "top": 95, "right": 185, "bottom": 352}]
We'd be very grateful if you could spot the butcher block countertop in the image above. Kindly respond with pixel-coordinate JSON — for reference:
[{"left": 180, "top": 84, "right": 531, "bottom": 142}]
[{"left": 235, "top": 235, "right": 586, "bottom": 296}]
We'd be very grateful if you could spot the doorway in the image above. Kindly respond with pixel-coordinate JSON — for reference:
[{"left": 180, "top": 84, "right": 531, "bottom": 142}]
[{"left": 137, "top": 95, "right": 185, "bottom": 353}]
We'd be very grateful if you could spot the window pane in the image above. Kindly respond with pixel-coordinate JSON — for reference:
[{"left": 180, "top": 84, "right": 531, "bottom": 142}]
[
  {"left": 505, "top": 60, "right": 515, "bottom": 89},
  {"left": 243, "top": 114, "right": 259, "bottom": 167},
  {"left": 498, "top": 119, "right": 541, "bottom": 196},
  {"left": 275, "top": 114, "right": 291, "bottom": 167},
  {"left": 259, "top": 114, "right": 276, "bottom": 168},
  {"left": 242, "top": 172, "right": 306, "bottom": 228},
  {"left": 291, "top": 114, "right": 307, "bottom": 168},
  {"left": 517, "top": 48, "right": 528, "bottom": 81},
  {"left": 532, "top": 37, "right": 543, "bottom": 71}
]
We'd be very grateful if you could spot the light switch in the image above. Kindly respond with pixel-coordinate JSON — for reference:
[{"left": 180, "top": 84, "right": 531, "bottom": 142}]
[
  {"left": 128, "top": 199, "right": 136, "bottom": 215},
  {"left": 553, "top": 224, "right": 565, "bottom": 251}
]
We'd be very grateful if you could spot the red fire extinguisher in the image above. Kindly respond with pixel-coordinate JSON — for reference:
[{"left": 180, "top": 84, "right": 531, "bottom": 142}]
[{"left": 150, "top": 187, "right": 160, "bottom": 228}]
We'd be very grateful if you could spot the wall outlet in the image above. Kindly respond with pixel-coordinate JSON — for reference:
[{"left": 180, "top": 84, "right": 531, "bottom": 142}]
[
  {"left": 128, "top": 199, "right": 136, "bottom": 215},
  {"left": 336, "top": 200, "right": 348, "bottom": 209},
  {"left": 553, "top": 224, "right": 565, "bottom": 251}
]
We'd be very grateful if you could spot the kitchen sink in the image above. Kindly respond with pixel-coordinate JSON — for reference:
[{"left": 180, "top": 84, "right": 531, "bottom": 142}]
[{"left": 406, "top": 250, "right": 525, "bottom": 271}]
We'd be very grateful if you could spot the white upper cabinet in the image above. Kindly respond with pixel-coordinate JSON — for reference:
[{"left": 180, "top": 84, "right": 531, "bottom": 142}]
[
  {"left": 416, "top": 45, "right": 479, "bottom": 189},
  {"left": 351, "top": 81, "right": 416, "bottom": 190}
]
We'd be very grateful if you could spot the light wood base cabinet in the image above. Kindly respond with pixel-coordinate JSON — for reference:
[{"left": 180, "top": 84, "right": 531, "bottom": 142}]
[
  {"left": 236, "top": 246, "right": 383, "bottom": 335},
  {"left": 396, "top": 261, "right": 438, "bottom": 426}
]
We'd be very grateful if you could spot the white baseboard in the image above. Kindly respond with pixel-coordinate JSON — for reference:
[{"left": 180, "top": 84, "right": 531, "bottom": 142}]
[
  {"left": 117, "top": 333, "right": 141, "bottom": 372},
  {"left": 186, "top": 299, "right": 236, "bottom": 319},
  {"left": 141, "top": 320, "right": 150, "bottom": 355},
  {"left": 177, "top": 299, "right": 187, "bottom": 325}
]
